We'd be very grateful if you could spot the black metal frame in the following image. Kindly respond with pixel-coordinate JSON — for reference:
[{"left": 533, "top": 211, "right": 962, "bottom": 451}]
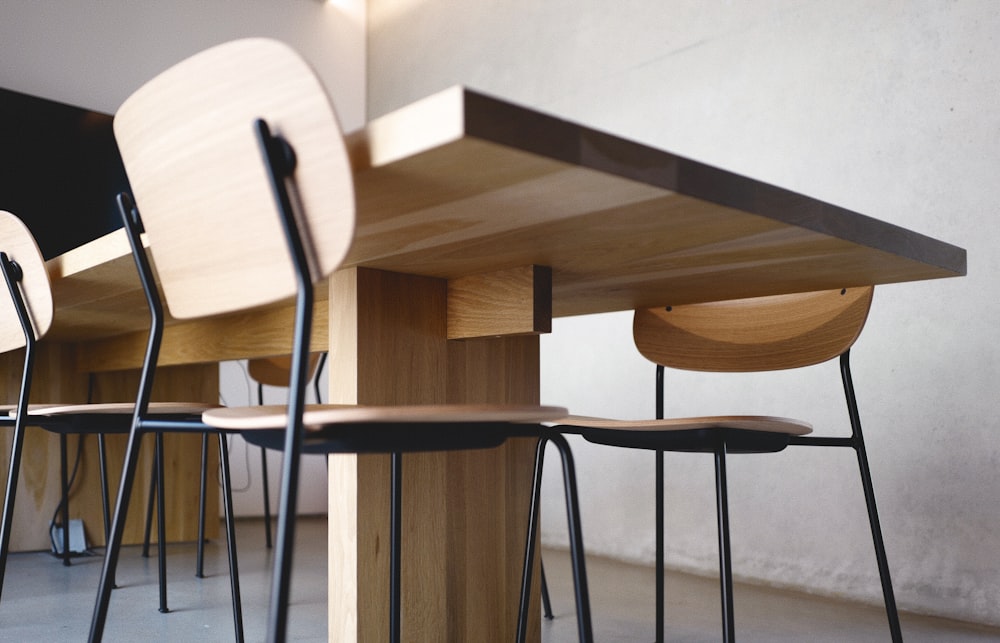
[
  {"left": 517, "top": 432, "right": 594, "bottom": 643},
  {"left": 0, "top": 252, "right": 37, "bottom": 603},
  {"left": 786, "top": 350, "right": 902, "bottom": 642},
  {"left": 87, "top": 193, "right": 244, "bottom": 643},
  {"left": 640, "top": 351, "right": 902, "bottom": 643},
  {"left": 0, "top": 253, "right": 128, "bottom": 602}
]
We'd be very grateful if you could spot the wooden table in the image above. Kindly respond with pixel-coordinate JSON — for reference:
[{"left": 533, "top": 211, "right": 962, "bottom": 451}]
[{"left": 17, "top": 86, "right": 965, "bottom": 641}]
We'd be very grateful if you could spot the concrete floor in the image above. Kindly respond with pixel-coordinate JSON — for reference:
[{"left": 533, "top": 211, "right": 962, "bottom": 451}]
[
  {"left": 0, "top": 516, "right": 996, "bottom": 641},
  {"left": 542, "top": 548, "right": 1000, "bottom": 643}
]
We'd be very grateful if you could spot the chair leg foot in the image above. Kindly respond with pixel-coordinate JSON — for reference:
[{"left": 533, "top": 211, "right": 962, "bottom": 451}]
[{"left": 540, "top": 558, "right": 554, "bottom": 620}]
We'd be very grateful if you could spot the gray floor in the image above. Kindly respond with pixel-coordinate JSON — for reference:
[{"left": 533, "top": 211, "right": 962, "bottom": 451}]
[{"left": 1, "top": 517, "right": 997, "bottom": 641}]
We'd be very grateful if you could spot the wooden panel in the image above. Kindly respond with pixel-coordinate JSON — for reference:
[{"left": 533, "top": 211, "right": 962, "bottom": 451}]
[
  {"left": 633, "top": 286, "right": 874, "bottom": 372},
  {"left": 113, "top": 38, "right": 354, "bottom": 320},
  {"left": 327, "top": 267, "right": 541, "bottom": 642},
  {"left": 0, "top": 346, "right": 218, "bottom": 551},
  {"left": 447, "top": 335, "right": 541, "bottom": 641},
  {"left": 448, "top": 265, "right": 552, "bottom": 340},
  {"left": 341, "top": 86, "right": 965, "bottom": 315},
  {"left": 74, "top": 297, "right": 329, "bottom": 373},
  {"left": 0, "top": 212, "right": 53, "bottom": 353}
]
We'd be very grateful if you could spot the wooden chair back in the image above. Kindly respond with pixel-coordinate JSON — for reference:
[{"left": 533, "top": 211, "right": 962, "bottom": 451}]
[
  {"left": 247, "top": 354, "right": 320, "bottom": 388},
  {"left": 112, "top": 38, "right": 355, "bottom": 320},
  {"left": 633, "top": 286, "right": 874, "bottom": 372},
  {"left": 0, "top": 211, "right": 53, "bottom": 352}
]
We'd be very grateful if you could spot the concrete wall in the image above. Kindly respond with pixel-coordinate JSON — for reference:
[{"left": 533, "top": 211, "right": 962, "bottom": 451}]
[
  {"left": 0, "top": 0, "right": 367, "bottom": 515},
  {"left": 368, "top": 0, "right": 999, "bottom": 625}
]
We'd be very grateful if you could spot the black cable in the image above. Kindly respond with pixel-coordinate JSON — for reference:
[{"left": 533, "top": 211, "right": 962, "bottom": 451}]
[{"left": 48, "top": 433, "right": 87, "bottom": 556}]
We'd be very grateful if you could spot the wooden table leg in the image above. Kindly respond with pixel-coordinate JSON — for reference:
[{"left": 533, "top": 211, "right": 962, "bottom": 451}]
[{"left": 328, "top": 267, "right": 541, "bottom": 642}]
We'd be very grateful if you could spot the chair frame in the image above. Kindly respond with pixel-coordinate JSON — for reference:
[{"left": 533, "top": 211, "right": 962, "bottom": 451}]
[
  {"left": 644, "top": 350, "right": 901, "bottom": 643},
  {"left": 552, "top": 290, "right": 902, "bottom": 643},
  {"left": 0, "top": 251, "right": 38, "bottom": 601},
  {"left": 0, "top": 251, "right": 118, "bottom": 585},
  {"left": 87, "top": 194, "right": 244, "bottom": 643},
  {"left": 0, "top": 220, "right": 209, "bottom": 620},
  {"left": 0, "top": 236, "right": 144, "bottom": 594}
]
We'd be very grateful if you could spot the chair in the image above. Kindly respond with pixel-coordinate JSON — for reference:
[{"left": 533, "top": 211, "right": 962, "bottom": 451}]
[
  {"left": 0, "top": 211, "right": 56, "bottom": 601},
  {"left": 99, "top": 38, "right": 592, "bottom": 643},
  {"left": 548, "top": 287, "right": 902, "bottom": 642},
  {"left": 0, "top": 217, "right": 124, "bottom": 582},
  {"left": 0, "top": 213, "right": 235, "bottom": 625}
]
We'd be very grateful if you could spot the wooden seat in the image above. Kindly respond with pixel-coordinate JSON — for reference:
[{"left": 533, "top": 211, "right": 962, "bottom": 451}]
[
  {"left": 102, "top": 38, "right": 591, "bottom": 643},
  {"left": 545, "top": 286, "right": 901, "bottom": 642}
]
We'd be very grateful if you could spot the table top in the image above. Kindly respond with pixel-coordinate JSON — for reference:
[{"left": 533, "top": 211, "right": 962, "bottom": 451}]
[{"left": 46, "top": 85, "right": 965, "bottom": 342}]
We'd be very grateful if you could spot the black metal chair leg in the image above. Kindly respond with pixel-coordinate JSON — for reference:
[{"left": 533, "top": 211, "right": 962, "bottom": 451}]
[
  {"left": 141, "top": 453, "right": 157, "bottom": 558},
  {"left": 654, "top": 365, "right": 667, "bottom": 643},
  {"left": 518, "top": 434, "right": 593, "bottom": 643},
  {"left": 841, "top": 352, "right": 903, "bottom": 643},
  {"left": 856, "top": 442, "right": 903, "bottom": 643},
  {"left": 97, "top": 434, "right": 112, "bottom": 541},
  {"left": 0, "top": 417, "right": 27, "bottom": 603},
  {"left": 548, "top": 433, "right": 593, "bottom": 643},
  {"left": 155, "top": 433, "right": 168, "bottom": 614},
  {"left": 90, "top": 429, "right": 146, "bottom": 642},
  {"left": 97, "top": 434, "right": 117, "bottom": 590},
  {"left": 60, "top": 433, "right": 71, "bottom": 566},
  {"left": 517, "top": 436, "right": 547, "bottom": 643},
  {"left": 257, "top": 382, "right": 274, "bottom": 550},
  {"left": 218, "top": 434, "right": 245, "bottom": 642},
  {"left": 197, "top": 432, "right": 208, "bottom": 578},
  {"left": 390, "top": 452, "right": 402, "bottom": 643},
  {"left": 540, "top": 558, "right": 553, "bottom": 620},
  {"left": 655, "top": 448, "right": 665, "bottom": 643},
  {"left": 714, "top": 442, "right": 735, "bottom": 643},
  {"left": 265, "top": 412, "right": 306, "bottom": 642},
  {"left": 261, "top": 447, "right": 273, "bottom": 549}
]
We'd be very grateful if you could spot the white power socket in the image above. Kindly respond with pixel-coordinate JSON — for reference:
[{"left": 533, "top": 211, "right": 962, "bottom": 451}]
[{"left": 51, "top": 519, "right": 88, "bottom": 555}]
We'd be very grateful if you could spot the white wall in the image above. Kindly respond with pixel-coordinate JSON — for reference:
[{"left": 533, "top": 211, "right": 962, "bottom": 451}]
[
  {"left": 368, "top": 0, "right": 1000, "bottom": 626},
  {"left": 0, "top": 0, "right": 367, "bottom": 516}
]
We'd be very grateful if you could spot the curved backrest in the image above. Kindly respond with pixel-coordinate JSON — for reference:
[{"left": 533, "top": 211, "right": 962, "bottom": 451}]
[
  {"left": 633, "top": 286, "right": 874, "bottom": 372},
  {"left": 113, "top": 38, "right": 355, "bottom": 320},
  {"left": 0, "top": 211, "right": 53, "bottom": 352},
  {"left": 247, "top": 354, "right": 320, "bottom": 388}
]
